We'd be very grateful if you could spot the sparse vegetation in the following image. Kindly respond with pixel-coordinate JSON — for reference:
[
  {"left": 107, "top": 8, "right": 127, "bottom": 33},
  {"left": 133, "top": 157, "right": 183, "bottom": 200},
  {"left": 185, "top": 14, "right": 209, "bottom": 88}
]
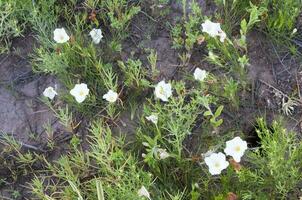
[{"left": 1, "top": 0, "right": 302, "bottom": 199}]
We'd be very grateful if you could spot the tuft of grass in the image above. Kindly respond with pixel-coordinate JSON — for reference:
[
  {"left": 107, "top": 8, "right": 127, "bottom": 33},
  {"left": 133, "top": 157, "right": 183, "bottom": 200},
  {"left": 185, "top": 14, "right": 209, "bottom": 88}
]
[
  {"left": 0, "top": 0, "right": 29, "bottom": 52},
  {"left": 237, "top": 118, "right": 302, "bottom": 199},
  {"left": 30, "top": 121, "right": 153, "bottom": 200}
]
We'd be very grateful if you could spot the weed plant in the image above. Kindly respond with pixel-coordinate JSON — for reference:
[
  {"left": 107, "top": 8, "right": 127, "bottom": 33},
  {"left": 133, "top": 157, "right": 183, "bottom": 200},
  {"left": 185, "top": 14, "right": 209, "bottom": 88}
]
[{"left": 1, "top": 0, "right": 302, "bottom": 199}]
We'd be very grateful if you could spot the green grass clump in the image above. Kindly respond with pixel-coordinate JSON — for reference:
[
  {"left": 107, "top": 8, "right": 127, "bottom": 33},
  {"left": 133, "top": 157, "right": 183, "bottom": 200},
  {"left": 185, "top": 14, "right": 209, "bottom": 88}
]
[
  {"left": 30, "top": 121, "right": 153, "bottom": 200},
  {"left": 0, "top": 0, "right": 29, "bottom": 52},
  {"left": 171, "top": 0, "right": 203, "bottom": 65},
  {"left": 263, "top": 0, "right": 302, "bottom": 36},
  {"left": 30, "top": 0, "right": 143, "bottom": 118},
  {"left": 216, "top": 0, "right": 302, "bottom": 53},
  {"left": 191, "top": 119, "right": 302, "bottom": 199},
  {"left": 237, "top": 118, "right": 302, "bottom": 199},
  {"left": 0, "top": 0, "right": 59, "bottom": 52},
  {"left": 1, "top": 0, "right": 302, "bottom": 199}
]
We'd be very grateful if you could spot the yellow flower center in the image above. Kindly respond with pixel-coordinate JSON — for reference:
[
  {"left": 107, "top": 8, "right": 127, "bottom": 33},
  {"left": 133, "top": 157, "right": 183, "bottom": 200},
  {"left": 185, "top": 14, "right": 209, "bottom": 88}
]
[
  {"left": 214, "top": 162, "right": 220, "bottom": 168},
  {"left": 159, "top": 87, "right": 165, "bottom": 95},
  {"left": 79, "top": 90, "right": 85, "bottom": 96},
  {"left": 235, "top": 146, "right": 241, "bottom": 152}
]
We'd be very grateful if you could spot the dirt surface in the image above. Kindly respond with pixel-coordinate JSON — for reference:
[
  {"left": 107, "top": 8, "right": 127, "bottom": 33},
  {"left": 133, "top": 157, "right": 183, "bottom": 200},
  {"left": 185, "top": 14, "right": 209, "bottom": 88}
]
[
  {"left": 247, "top": 31, "right": 302, "bottom": 133},
  {"left": 0, "top": 35, "right": 71, "bottom": 199},
  {"left": 0, "top": 35, "right": 62, "bottom": 145}
]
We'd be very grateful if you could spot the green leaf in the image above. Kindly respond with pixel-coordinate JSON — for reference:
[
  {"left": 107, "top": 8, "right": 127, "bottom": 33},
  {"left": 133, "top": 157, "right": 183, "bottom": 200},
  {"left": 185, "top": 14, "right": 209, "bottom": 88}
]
[
  {"left": 215, "top": 119, "right": 223, "bottom": 127},
  {"left": 68, "top": 180, "right": 83, "bottom": 200},
  {"left": 214, "top": 105, "right": 224, "bottom": 118},
  {"left": 240, "top": 19, "right": 247, "bottom": 35},
  {"left": 204, "top": 110, "right": 212, "bottom": 117},
  {"left": 191, "top": 191, "right": 201, "bottom": 200},
  {"left": 96, "top": 180, "right": 105, "bottom": 200}
]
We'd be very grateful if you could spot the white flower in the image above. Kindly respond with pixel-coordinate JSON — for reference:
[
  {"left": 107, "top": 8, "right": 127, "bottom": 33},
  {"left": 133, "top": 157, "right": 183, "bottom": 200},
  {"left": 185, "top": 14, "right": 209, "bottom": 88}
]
[
  {"left": 43, "top": 86, "right": 57, "bottom": 100},
  {"left": 103, "top": 90, "right": 118, "bottom": 103},
  {"left": 202, "top": 20, "right": 226, "bottom": 42},
  {"left": 219, "top": 31, "right": 227, "bottom": 42},
  {"left": 202, "top": 20, "right": 222, "bottom": 37},
  {"left": 70, "top": 83, "right": 89, "bottom": 103},
  {"left": 224, "top": 136, "right": 248, "bottom": 162},
  {"left": 193, "top": 68, "right": 207, "bottom": 81},
  {"left": 138, "top": 186, "right": 151, "bottom": 199},
  {"left": 157, "top": 148, "right": 170, "bottom": 159},
  {"left": 204, "top": 152, "right": 229, "bottom": 175},
  {"left": 154, "top": 80, "right": 172, "bottom": 102},
  {"left": 146, "top": 114, "right": 158, "bottom": 125},
  {"left": 89, "top": 28, "right": 103, "bottom": 44},
  {"left": 53, "top": 28, "right": 70, "bottom": 43},
  {"left": 292, "top": 28, "right": 298, "bottom": 35}
]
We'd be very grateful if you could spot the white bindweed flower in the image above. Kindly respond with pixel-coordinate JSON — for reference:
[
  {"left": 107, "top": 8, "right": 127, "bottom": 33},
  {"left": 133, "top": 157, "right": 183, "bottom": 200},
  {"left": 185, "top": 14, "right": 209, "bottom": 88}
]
[
  {"left": 157, "top": 148, "right": 170, "bottom": 159},
  {"left": 146, "top": 114, "right": 158, "bottom": 125},
  {"left": 43, "top": 86, "right": 57, "bottom": 100},
  {"left": 103, "top": 90, "right": 118, "bottom": 103},
  {"left": 89, "top": 28, "right": 103, "bottom": 44},
  {"left": 292, "top": 28, "right": 298, "bottom": 35},
  {"left": 70, "top": 83, "right": 89, "bottom": 103},
  {"left": 204, "top": 152, "right": 229, "bottom": 175},
  {"left": 202, "top": 20, "right": 226, "bottom": 42},
  {"left": 194, "top": 68, "right": 207, "bottom": 81},
  {"left": 202, "top": 20, "right": 221, "bottom": 37},
  {"left": 154, "top": 80, "right": 172, "bottom": 102},
  {"left": 224, "top": 136, "right": 248, "bottom": 162},
  {"left": 138, "top": 186, "right": 151, "bottom": 199},
  {"left": 219, "top": 31, "right": 227, "bottom": 42},
  {"left": 53, "top": 28, "right": 70, "bottom": 43}
]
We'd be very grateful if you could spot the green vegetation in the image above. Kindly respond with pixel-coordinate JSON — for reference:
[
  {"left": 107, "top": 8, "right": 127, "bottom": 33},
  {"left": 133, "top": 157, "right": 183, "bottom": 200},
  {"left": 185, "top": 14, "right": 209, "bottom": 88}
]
[{"left": 1, "top": 0, "right": 302, "bottom": 199}]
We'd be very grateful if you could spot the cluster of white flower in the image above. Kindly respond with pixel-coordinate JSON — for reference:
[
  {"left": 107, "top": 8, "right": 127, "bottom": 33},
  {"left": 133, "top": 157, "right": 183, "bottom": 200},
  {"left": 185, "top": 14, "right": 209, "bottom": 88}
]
[
  {"left": 52, "top": 26, "right": 211, "bottom": 104},
  {"left": 201, "top": 19, "right": 227, "bottom": 42},
  {"left": 205, "top": 136, "right": 247, "bottom": 175},
  {"left": 43, "top": 84, "right": 118, "bottom": 104},
  {"left": 43, "top": 27, "right": 115, "bottom": 103},
  {"left": 50, "top": 21, "right": 232, "bottom": 199},
  {"left": 148, "top": 68, "right": 207, "bottom": 121},
  {"left": 51, "top": 20, "right": 223, "bottom": 103},
  {"left": 53, "top": 27, "right": 103, "bottom": 44}
]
